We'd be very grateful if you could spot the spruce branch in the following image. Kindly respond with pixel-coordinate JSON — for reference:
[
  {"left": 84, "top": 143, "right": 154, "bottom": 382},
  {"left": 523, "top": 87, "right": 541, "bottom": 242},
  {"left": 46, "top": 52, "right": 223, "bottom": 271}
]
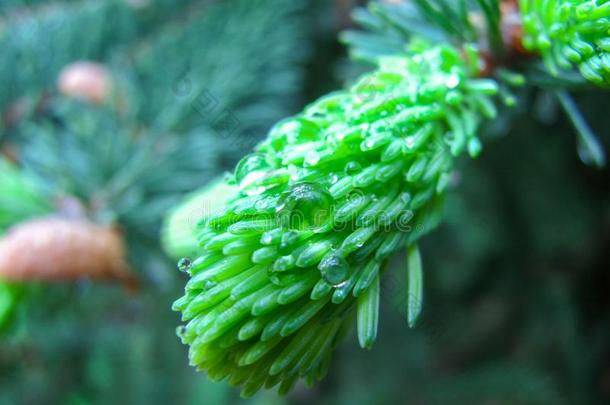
[
  {"left": 519, "top": 0, "right": 610, "bottom": 86},
  {"left": 168, "top": 40, "right": 500, "bottom": 396}
]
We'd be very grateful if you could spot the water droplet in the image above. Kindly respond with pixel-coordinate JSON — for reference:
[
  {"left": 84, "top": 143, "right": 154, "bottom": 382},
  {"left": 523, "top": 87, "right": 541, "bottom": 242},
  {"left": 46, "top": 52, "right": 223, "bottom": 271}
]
[
  {"left": 268, "top": 263, "right": 293, "bottom": 284},
  {"left": 234, "top": 153, "right": 270, "bottom": 189},
  {"left": 328, "top": 173, "right": 339, "bottom": 185},
  {"left": 177, "top": 257, "right": 191, "bottom": 273},
  {"left": 261, "top": 232, "right": 275, "bottom": 245},
  {"left": 254, "top": 196, "right": 276, "bottom": 211},
  {"left": 245, "top": 186, "right": 268, "bottom": 196},
  {"left": 345, "top": 161, "right": 362, "bottom": 175},
  {"left": 346, "top": 189, "right": 365, "bottom": 204},
  {"left": 269, "top": 273, "right": 282, "bottom": 286},
  {"left": 287, "top": 164, "right": 300, "bottom": 181},
  {"left": 319, "top": 254, "right": 350, "bottom": 287},
  {"left": 305, "top": 150, "right": 320, "bottom": 166},
  {"left": 280, "top": 230, "right": 300, "bottom": 250},
  {"left": 203, "top": 280, "right": 218, "bottom": 290},
  {"left": 276, "top": 182, "right": 334, "bottom": 232},
  {"left": 271, "top": 117, "right": 320, "bottom": 145},
  {"left": 405, "top": 137, "right": 416, "bottom": 149},
  {"left": 371, "top": 122, "right": 387, "bottom": 133},
  {"left": 400, "top": 192, "right": 411, "bottom": 204},
  {"left": 272, "top": 255, "right": 294, "bottom": 273},
  {"left": 445, "top": 75, "right": 460, "bottom": 89}
]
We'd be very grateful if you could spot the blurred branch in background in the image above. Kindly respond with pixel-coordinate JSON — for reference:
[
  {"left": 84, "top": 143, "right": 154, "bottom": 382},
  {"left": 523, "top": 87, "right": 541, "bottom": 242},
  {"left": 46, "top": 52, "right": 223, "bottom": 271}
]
[
  {"left": 0, "top": 0, "right": 323, "bottom": 403},
  {"left": 0, "top": 0, "right": 609, "bottom": 404}
]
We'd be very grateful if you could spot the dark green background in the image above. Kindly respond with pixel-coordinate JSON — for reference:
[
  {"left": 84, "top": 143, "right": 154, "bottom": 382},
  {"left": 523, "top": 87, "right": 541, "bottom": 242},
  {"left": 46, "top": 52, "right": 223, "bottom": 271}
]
[{"left": 1, "top": 1, "right": 609, "bottom": 404}]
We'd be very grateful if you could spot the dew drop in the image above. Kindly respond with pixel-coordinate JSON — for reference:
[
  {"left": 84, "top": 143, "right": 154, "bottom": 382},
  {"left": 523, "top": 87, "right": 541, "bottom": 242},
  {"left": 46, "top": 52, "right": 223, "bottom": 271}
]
[
  {"left": 203, "top": 280, "right": 218, "bottom": 290},
  {"left": 261, "top": 231, "right": 275, "bottom": 245},
  {"left": 280, "top": 230, "right": 300, "bottom": 250},
  {"left": 345, "top": 161, "right": 363, "bottom": 175},
  {"left": 276, "top": 182, "right": 334, "bottom": 232},
  {"left": 305, "top": 150, "right": 321, "bottom": 166},
  {"left": 363, "top": 139, "right": 375, "bottom": 150},
  {"left": 371, "top": 122, "right": 387, "bottom": 133},
  {"left": 269, "top": 273, "right": 282, "bottom": 286},
  {"left": 267, "top": 264, "right": 291, "bottom": 285},
  {"left": 319, "top": 254, "right": 350, "bottom": 287},
  {"left": 445, "top": 74, "right": 460, "bottom": 89},
  {"left": 271, "top": 117, "right": 320, "bottom": 145},
  {"left": 177, "top": 257, "right": 191, "bottom": 273},
  {"left": 346, "top": 189, "right": 366, "bottom": 204},
  {"left": 328, "top": 173, "right": 339, "bottom": 185},
  {"left": 245, "top": 186, "right": 269, "bottom": 197},
  {"left": 278, "top": 255, "right": 295, "bottom": 270},
  {"left": 254, "top": 199, "right": 267, "bottom": 210},
  {"left": 254, "top": 196, "right": 277, "bottom": 211},
  {"left": 234, "top": 153, "right": 271, "bottom": 190}
]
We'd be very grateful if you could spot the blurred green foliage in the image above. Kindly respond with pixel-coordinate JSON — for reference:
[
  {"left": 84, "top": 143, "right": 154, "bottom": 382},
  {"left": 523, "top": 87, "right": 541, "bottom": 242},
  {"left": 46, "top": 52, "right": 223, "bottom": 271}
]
[
  {"left": 0, "top": 0, "right": 318, "bottom": 403},
  {"left": 0, "top": 1, "right": 609, "bottom": 404}
]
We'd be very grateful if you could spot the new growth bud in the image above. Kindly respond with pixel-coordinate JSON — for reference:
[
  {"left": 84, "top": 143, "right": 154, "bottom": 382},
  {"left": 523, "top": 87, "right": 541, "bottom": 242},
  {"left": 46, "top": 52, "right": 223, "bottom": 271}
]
[
  {"left": 167, "top": 41, "right": 499, "bottom": 396},
  {"left": 520, "top": 0, "right": 610, "bottom": 85}
]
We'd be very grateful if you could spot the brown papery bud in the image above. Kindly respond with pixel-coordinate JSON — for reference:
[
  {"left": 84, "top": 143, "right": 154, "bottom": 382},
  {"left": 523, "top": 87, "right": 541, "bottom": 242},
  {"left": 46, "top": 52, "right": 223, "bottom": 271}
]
[
  {"left": 0, "top": 218, "right": 135, "bottom": 289},
  {"left": 57, "top": 61, "right": 111, "bottom": 104}
]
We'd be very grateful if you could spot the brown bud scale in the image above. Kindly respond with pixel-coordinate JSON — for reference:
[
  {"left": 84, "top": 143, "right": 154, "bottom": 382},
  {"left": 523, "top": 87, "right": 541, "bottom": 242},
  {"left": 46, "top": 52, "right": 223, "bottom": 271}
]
[{"left": 0, "top": 218, "right": 134, "bottom": 287}]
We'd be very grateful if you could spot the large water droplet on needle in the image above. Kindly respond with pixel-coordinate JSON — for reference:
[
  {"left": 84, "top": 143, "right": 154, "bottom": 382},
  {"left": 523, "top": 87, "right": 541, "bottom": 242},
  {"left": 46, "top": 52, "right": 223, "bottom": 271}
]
[
  {"left": 234, "top": 153, "right": 271, "bottom": 190},
  {"left": 344, "top": 161, "right": 362, "bottom": 175},
  {"left": 319, "top": 254, "right": 350, "bottom": 287},
  {"left": 177, "top": 257, "right": 191, "bottom": 273},
  {"left": 276, "top": 182, "right": 334, "bottom": 233}
]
